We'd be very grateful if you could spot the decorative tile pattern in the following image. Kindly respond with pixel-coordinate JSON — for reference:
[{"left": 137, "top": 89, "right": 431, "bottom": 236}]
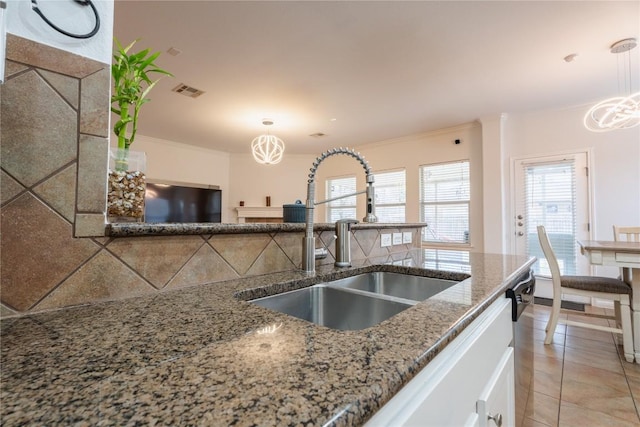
[
  {"left": 77, "top": 134, "right": 108, "bottom": 212},
  {"left": 166, "top": 244, "right": 239, "bottom": 290},
  {"left": 38, "top": 69, "right": 79, "bottom": 109},
  {"left": 73, "top": 213, "right": 106, "bottom": 237},
  {"left": 0, "top": 70, "right": 77, "bottom": 187},
  {"left": 32, "top": 164, "right": 77, "bottom": 223},
  {"left": 6, "top": 34, "right": 105, "bottom": 79},
  {"left": 34, "top": 251, "right": 155, "bottom": 311},
  {"left": 79, "top": 68, "right": 110, "bottom": 137},
  {"left": 0, "top": 194, "right": 99, "bottom": 311},
  {"left": 0, "top": 170, "right": 25, "bottom": 205},
  {"left": 245, "top": 240, "right": 297, "bottom": 276},
  {"left": 107, "top": 235, "right": 205, "bottom": 289},
  {"left": 209, "top": 233, "right": 272, "bottom": 275}
]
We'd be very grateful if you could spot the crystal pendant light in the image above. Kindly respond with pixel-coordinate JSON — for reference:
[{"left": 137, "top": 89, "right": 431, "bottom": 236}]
[
  {"left": 584, "top": 38, "right": 640, "bottom": 132},
  {"left": 251, "top": 119, "right": 285, "bottom": 165}
]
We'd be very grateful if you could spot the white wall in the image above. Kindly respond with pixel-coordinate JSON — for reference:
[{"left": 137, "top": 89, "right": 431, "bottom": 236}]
[
  {"left": 132, "top": 136, "right": 232, "bottom": 222},
  {"left": 6, "top": 0, "right": 113, "bottom": 63},
  {"left": 228, "top": 153, "right": 315, "bottom": 222}
]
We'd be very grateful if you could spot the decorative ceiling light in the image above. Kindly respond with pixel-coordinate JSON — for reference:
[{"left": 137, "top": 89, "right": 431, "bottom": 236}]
[
  {"left": 251, "top": 119, "right": 285, "bottom": 165},
  {"left": 584, "top": 38, "right": 640, "bottom": 132}
]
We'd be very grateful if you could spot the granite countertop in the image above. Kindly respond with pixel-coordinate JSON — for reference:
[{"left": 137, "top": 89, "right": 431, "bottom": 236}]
[
  {"left": 1, "top": 250, "right": 535, "bottom": 426},
  {"left": 107, "top": 222, "right": 427, "bottom": 237}
]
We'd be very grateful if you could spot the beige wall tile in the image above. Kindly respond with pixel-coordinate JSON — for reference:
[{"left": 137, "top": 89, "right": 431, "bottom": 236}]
[
  {"left": 0, "top": 194, "right": 99, "bottom": 311},
  {"left": 33, "top": 164, "right": 77, "bottom": 223},
  {"left": 210, "top": 233, "right": 272, "bottom": 275},
  {"left": 1, "top": 70, "right": 77, "bottom": 187},
  {"left": 273, "top": 232, "right": 304, "bottom": 268},
  {"left": 107, "top": 235, "right": 205, "bottom": 289},
  {"left": 166, "top": 245, "right": 239, "bottom": 290},
  {"left": 38, "top": 69, "right": 79, "bottom": 109},
  {"left": 77, "top": 134, "right": 108, "bottom": 213},
  {"left": 6, "top": 34, "right": 105, "bottom": 79},
  {"left": 34, "top": 250, "right": 155, "bottom": 311},
  {"left": 245, "top": 240, "right": 296, "bottom": 276},
  {"left": 4, "top": 60, "right": 28, "bottom": 79},
  {"left": 80, "top": 68, "right": 110, "bottom": 137},
  {"left": 74, "top": 214, "right": 106, "bottom": 238},
  {"left": 1, "top": 170, "right": 25, "bottom": 205}
]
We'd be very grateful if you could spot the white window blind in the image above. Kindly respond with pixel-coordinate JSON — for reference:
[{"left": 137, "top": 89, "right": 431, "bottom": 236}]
[
  {"left": 326, "top": 176, "right": 356, "bottom": 222},
  {"left": 523, "top": 161, "right": 577, "bottom": 275},
  {"left": 420, "top": 161, "right": 470, "bottom": 244},
  {"left": 373, "top": 169, "right": 406, "bottom": 223}
]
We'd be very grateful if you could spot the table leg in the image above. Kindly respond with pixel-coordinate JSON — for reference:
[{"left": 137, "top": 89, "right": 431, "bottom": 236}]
[{"left": 630, "top": 268, "right": 640, "bottom": 363}]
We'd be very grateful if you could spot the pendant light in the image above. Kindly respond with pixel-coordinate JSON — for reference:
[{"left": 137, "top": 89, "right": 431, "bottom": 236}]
[
  {"left": 584, "top": 38, "right": 640, "bottom": 132},
  {"left": 251, "top": 119, "right": 285, "bottom": 165}
]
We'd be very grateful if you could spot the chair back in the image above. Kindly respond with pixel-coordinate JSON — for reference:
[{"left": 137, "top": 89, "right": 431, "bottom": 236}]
[
  {"left": 537, "top": 225, "right": 563, "bottom": 291},
  {"left": 613, "top": 225, "right": 640, "bottom": 242}
]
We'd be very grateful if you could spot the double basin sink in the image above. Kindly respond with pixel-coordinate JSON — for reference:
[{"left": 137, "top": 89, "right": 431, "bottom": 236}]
[{"left": 249, "top": 272, "right": 464, "bottom": 331}]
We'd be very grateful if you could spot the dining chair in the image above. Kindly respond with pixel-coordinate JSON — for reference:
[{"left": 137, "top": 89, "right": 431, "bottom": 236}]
[
  {"left": 537, "top": 225, "right": 634, "bottom": 362},
  {"left": 613, "top": 225, "right": 640, "bottom": 242},
  {"left": 613, "top": 225, "right": 640, "bottom": 282}
]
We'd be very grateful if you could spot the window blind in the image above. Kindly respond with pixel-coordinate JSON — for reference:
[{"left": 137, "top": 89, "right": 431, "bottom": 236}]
[
  {"left": 373, "top": 169, "right": 406, "bottom": 223},
  {"left": 326, "top": 176, "right": 356, "bottom": 222},
  {"left": 523, "top": 161, "right": 577, "bottom": 275},
  {"left": 419, "top": 161, "right": 470, "bottom": 244}
]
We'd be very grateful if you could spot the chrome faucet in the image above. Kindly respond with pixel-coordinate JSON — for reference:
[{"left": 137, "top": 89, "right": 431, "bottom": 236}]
[{"left": 302, "top": 147, "right": 377, "bottom": 275}]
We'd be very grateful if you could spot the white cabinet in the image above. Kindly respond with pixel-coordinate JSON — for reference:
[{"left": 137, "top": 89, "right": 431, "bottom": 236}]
[{"left": 366, "top": 298, "right": 514, "bottom": 427}]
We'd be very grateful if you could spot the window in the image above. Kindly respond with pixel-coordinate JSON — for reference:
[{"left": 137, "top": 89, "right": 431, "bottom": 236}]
[
  {"left": 326, "top": 176, "right": 356, "bottom": 222},
  {"left": 373, "top": 169, "right": 406, "bottom": 223},
  {"left": 420, "top": 161, "right": 470, "bottom": 244}
]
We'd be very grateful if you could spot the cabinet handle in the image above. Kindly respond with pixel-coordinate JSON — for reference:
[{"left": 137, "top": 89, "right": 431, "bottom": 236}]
[{"left": 488, "top": 413, "right": 503, "bottom": 427}]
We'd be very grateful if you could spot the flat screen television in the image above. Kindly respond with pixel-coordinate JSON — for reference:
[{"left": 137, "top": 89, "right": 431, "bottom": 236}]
[{"left": 145, "top": 182, "right": 222, "bottom": 223}]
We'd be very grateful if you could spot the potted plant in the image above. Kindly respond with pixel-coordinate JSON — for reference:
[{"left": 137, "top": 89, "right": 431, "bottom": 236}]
[{"left": 107, "top": 39, "right": 173, "bottom": 222}]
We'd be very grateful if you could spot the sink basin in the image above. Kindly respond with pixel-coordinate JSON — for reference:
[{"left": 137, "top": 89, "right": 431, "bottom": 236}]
[
  {"left": 250, "top": 284, "right": 413, "bottom": 331},
  {"left": 248, "top": 271, "right": 464, "bottom": 330},
  {"left": 328, "top": 271, "right": 458, "bottom": 301}
]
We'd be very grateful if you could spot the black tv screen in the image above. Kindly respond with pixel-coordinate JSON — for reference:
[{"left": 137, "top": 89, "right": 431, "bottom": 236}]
[{"left": 145, "top": 183, "right": 222, "bottom": 223}]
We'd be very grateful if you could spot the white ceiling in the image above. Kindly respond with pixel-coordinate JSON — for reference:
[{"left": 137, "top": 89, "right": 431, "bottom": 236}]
[{"left": 113, "top": 1, "right": 640, "bottom": 155}]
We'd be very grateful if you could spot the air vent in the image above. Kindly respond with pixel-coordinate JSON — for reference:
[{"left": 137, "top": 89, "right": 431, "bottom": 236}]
[
  {"left": 172, "top": 84, "right": 205, "bottom": 98},
  {"left": 309, "top": 132, "right": 327, "bottom": 138}
]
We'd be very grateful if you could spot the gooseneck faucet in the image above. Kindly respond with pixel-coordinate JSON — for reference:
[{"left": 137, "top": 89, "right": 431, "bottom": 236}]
[{"left": 302, "top": 147, "right": 377, "bottom": 275}]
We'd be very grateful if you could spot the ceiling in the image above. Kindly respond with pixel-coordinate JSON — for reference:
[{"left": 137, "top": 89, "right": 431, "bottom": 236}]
[{"left": 113, "top": 1, "right": 640, "bottom": 155}]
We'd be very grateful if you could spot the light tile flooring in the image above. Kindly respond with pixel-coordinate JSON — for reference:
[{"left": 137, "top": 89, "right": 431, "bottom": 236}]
[{"left": 521, "top": 303, "right": 640, "bottom": 426}]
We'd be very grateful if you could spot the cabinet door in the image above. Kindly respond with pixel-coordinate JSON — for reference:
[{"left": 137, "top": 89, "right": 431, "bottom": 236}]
[{"left": 477, "top": 347, "right": 515, "bottom": 427}]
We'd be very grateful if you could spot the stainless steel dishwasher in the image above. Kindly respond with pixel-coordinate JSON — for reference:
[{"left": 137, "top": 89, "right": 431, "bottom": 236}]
[{"left": 506, "top": 269, "right": 535, "bottom": 427}]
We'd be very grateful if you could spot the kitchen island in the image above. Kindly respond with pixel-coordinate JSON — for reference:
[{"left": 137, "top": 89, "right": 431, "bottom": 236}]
[{"left": 1, "top": 250, "right": 534, "bottom": 426}]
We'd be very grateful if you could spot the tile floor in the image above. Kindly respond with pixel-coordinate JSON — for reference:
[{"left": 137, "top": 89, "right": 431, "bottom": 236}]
[{"left": 521, "top": 303, "right": 640, "bottom": 426}]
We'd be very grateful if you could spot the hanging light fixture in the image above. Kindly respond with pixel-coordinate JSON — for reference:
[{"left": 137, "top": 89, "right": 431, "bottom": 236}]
[
  {"left": 584, "top": 38, "right": 640, "bottom": 132},
  {"left": 251, "top": 119, "right": 285, "bottom": 165}
]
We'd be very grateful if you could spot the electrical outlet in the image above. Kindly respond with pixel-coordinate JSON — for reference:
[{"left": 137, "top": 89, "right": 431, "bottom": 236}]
[
  {"left": 402, "top": 232, "right": 412, "bottom": 244},
  {"left": 392, "top": 233, "right": 402, "bottom": 245},
  {"left": 381, "top": 233, "right": 392, "bottom": 247}
]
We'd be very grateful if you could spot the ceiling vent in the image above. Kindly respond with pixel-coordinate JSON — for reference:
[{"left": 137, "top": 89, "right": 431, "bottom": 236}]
[
  {"left": 172, "top": 84, "right": 205, "bottom": 98},
  {"left": 309, "top": 132, "right": 327, "bottom": 138}
]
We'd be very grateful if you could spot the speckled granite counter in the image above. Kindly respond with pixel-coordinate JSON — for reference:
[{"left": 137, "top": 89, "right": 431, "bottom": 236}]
[
  {"left": 107, "top": 222, "right": 426, "bottom": 236},
  {"left": 1, "top": 250, "right": 535, "bottom": 426}
]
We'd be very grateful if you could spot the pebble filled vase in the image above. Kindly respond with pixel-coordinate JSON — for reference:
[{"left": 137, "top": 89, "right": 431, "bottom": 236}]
[{"left": 107, "top": 148, "right": 146, "bottom": 222}]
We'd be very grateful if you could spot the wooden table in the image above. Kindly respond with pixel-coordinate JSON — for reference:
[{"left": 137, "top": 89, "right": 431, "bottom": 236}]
[{"left": 578, "top": 240, "right": 640, "bottom": 362}]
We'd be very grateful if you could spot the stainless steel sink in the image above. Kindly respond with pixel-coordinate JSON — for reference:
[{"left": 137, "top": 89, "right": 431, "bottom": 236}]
[
  {"left": 250, "top": 284, "right": 413, "bottom": 331},
  {"left": 249, "top": 271, "right": 463, "bottom": 330},
  {"left": 328, "top": 271, "right": 458, "bottom": 301}
]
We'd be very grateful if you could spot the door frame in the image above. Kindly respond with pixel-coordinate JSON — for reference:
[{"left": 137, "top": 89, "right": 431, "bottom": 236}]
[{"left": 509, "top": 148, "right": 595, "bottom": 265}]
